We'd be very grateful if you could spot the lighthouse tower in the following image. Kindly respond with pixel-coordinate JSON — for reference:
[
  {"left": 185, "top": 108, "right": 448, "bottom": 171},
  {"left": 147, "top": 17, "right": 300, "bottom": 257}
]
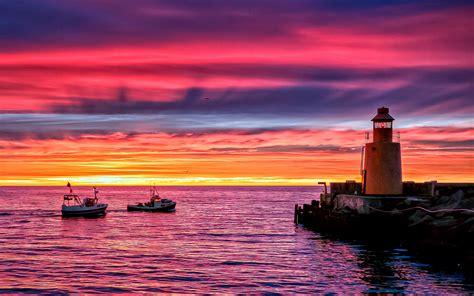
[{"left": 363, "top": 107, "right": 402, "bottom": 195}]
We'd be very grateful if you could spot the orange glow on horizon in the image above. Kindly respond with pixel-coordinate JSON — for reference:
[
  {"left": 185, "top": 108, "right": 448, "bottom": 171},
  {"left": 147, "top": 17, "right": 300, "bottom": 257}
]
[{"left": 1, "top": 127, "right": 472, "bottom": 186}]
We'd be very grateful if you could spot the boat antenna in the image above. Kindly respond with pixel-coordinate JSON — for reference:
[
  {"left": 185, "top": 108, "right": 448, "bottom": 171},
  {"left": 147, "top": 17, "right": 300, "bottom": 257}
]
[{"left": 67, "top": 181, "right": 73, "bottom": 193}]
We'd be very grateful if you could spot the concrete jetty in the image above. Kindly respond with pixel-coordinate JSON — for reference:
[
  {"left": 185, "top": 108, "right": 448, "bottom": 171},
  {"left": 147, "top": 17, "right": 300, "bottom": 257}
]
[{"left": 295, "top": 181, "right": 474, "bottom": 270}]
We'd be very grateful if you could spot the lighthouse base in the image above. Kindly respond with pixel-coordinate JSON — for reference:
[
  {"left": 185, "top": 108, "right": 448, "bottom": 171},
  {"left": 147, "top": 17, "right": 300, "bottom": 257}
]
[{"left": 364, "top": 142, "right": 402, "bottom": 195}]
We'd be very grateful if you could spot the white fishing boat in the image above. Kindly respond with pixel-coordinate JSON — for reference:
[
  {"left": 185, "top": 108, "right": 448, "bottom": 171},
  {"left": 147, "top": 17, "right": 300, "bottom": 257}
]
[
  {"left": 62, "top": 183, "right": 108, "bottom": 217},
  {"left": 127, "top": 185, "right": 176, "bottom": 212}
]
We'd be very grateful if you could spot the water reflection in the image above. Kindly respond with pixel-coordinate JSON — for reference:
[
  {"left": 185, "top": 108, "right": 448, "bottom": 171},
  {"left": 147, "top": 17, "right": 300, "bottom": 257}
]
[
  {"left": 311, "top": 233, "right": 473, "bottom": 293},
  {"left": 355, "top": 244, "right": 408, "bottom": 293}
]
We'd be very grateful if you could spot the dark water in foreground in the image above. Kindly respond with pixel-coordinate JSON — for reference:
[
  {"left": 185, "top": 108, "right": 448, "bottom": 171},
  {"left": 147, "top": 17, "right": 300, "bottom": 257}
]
[{"left": 0, "top": 186, "right": 472, "bottom": 294}]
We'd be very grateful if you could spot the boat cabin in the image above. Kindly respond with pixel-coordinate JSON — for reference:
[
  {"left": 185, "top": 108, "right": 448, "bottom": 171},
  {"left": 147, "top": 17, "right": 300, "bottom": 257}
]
[
  {"left": 84, "top": 197, "right": 98, "bottom": 207},
  {"left": 63, "top": 194, "right": 98, "bottom": 207},
  {"left": 63, "top": 194, "right": 81, "bottom": 206}
]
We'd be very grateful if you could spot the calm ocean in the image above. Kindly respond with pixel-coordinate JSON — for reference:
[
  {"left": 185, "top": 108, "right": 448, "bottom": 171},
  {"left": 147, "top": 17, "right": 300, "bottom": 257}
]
[{"left": 0, "top": 186, "right": 472, "bottom": 293}]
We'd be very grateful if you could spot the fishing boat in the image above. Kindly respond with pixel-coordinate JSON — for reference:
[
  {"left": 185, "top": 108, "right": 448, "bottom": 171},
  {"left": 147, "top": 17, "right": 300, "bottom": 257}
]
[
  {"left": 62, "top": 183, "right": 108, "bottom": 217},
  {"left": 127, "top": 185, "right": 176, "bottom": 212}
]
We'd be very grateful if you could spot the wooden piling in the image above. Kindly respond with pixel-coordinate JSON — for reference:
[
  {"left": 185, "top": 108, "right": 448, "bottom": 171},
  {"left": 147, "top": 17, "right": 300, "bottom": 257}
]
[{"left": 294, "top": 204, "right": 298, "bottom": 224}]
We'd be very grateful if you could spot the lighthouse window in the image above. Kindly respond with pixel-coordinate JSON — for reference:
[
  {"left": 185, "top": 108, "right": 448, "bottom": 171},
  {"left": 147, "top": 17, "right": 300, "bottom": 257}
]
[{"left": 374, "top": 122, "right": 392, "bottom": 128}]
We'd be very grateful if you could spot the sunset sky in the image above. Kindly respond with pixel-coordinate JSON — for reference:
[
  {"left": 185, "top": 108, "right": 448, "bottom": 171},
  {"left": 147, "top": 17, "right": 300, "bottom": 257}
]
[{"left": 0, "top": 0, "right": 472, "bottom": 185}]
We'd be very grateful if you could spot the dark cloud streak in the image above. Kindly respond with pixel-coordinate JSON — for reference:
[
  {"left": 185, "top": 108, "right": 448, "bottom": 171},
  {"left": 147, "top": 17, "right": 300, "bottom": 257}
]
[{"left": 1, "top": 0, "right": 471, "bottom": 51}]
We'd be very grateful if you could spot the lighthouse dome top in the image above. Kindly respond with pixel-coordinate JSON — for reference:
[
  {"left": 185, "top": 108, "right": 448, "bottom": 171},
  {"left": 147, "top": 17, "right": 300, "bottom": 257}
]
[{"left": 371, "top": 107, "right": 395, "bottom": 122}]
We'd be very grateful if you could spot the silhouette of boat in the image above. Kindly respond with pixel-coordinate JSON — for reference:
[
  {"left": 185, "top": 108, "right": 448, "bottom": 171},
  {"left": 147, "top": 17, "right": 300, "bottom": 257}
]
[{"left": 62, "top": 183, "right": 108, "bottom": 217}]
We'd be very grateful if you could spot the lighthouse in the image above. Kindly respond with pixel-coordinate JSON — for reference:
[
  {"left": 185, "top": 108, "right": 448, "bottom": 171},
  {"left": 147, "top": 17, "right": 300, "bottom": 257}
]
[{"left": 363, "top": 107, "right": 402, "bottom": 195}]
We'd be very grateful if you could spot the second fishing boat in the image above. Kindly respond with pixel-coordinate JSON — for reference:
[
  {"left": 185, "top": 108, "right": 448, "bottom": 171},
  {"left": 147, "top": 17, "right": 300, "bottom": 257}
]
[{"left": 127, "top": 185, "right": 176, "bottom": 212}]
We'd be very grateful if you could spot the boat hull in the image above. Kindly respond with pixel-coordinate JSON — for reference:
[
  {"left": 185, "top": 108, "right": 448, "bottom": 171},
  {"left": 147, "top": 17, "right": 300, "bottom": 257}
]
[
  {"left": 62, "top": 204, "right": 108, "bottom": 217},
  {"left": 127, "top": 202, "right": 176, "bottom": 212}
]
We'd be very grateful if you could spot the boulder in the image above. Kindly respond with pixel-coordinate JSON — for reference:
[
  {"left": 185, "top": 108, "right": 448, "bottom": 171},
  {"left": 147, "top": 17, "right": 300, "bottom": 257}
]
[
  {"left": 460, "top": 210, "right": 474, "bottom": 218},
  {"left": 436, "top": 195, "right": 450, "bottom": 205},
  {"left": 460, "top": 197, "right": 474, "bottom": 209},
  {"left": 432, "top": 215, "right": 458, "bottom": 228},
  {"left": 466, "top": 189, "right": 474, "bottom": 198},
  {"left": 408, "top": 210, "right": 427, "bottom": 224},
  {"left": 390, "top": 209, "right": 403, "bottom": 217},
  {"left": 462, "top": 217, "right": 474, "bottom": 227},
  {"left": 409, "top": 214, "right": 434, "bottom": 227},
  {"left": 433, "top": 190, "right": 464, "bottom": 209},
  {"left": 435, "top": 211, "right": 448, "bottom": 219}
]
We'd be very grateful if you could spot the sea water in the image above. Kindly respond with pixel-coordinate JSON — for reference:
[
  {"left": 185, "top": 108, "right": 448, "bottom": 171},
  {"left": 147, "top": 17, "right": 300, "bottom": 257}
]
[{"left": 0, "top": 186, "right": 472, "bottom": 293}]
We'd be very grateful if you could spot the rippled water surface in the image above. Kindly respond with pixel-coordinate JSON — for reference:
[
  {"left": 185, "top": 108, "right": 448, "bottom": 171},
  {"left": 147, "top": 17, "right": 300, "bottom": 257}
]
[{"left": 0, "top": 186, "right": 472, "bottom": 293}]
